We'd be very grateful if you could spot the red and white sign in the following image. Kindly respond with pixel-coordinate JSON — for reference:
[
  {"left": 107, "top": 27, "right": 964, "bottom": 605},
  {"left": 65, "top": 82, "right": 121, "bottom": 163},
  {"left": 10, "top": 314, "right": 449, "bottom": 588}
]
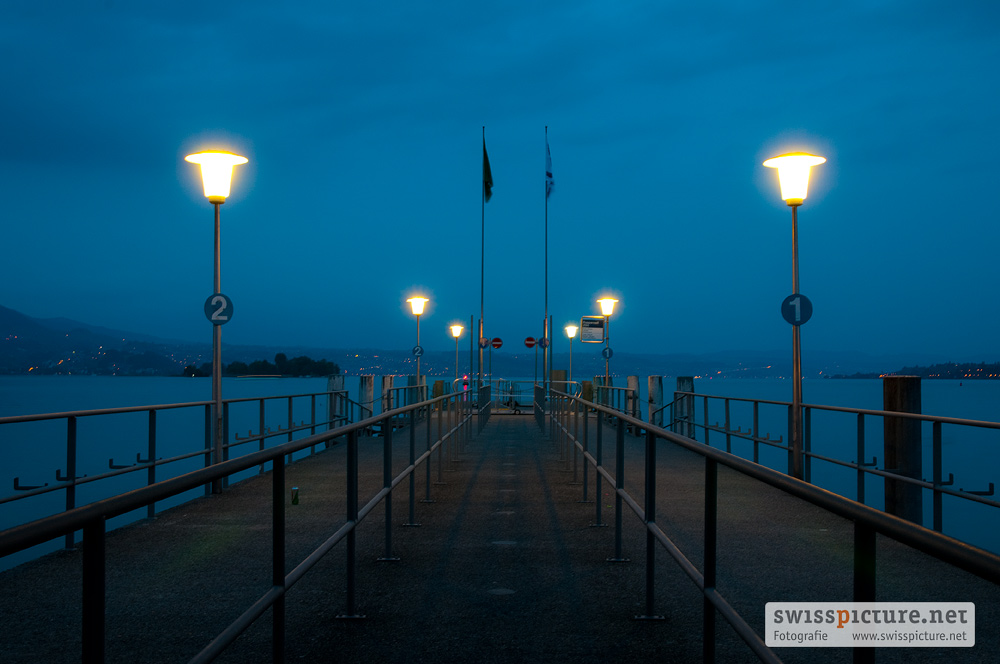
[
  {"left": 524, "top": 337, "right": 536, "bottom": 348},
  {"left": 491, "top": 337, "right": 503, "bottom": 349}
]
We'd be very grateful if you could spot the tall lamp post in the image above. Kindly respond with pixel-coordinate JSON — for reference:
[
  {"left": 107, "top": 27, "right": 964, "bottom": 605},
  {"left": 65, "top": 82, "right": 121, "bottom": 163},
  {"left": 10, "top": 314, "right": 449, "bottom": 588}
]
[
  {"left": 185, "top": 150, "right": 247, "bottom": 493},
  {"left": 763, "top": 151, "right": 826, "bottom": 480},
  {"left": 407, "top": 297, "right": 428, "bottom": 399},
  {"left": 451, "top": 325, "right": 464, "bottom": 380},
  {"left": 564, "top": 324, "right": 578, "bottom": 384},
  {"left": 597, "top": 297, "right": 617, "bottom": 383}
]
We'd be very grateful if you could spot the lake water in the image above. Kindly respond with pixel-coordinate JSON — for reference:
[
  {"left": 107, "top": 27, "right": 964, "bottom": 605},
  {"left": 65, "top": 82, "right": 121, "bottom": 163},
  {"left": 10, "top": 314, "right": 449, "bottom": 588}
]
[{"left": 1, "top": 375, "right": 998, "bottom": 571}]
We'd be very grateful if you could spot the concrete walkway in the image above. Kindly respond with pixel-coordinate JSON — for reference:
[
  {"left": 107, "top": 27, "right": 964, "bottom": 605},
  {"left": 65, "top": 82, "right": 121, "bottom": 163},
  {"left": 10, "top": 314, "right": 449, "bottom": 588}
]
[{"left": 0, "top": 414, "right": 997, "bottom": 663}]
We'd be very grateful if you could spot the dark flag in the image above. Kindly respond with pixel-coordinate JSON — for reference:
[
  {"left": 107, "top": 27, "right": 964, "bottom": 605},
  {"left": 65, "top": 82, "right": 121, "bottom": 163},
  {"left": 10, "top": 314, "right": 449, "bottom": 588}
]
[
  {"left": 545, "top": 136, "right": 554, "bottom": 199},
  {"left": 483, "top": 139, "right": 493, "bottom": 202}
]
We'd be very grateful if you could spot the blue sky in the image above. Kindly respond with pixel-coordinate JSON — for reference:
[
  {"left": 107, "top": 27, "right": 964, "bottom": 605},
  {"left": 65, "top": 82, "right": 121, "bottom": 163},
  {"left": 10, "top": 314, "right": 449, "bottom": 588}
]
[{"left": 2, "top": 1, "right": 998, "bottom": 358}]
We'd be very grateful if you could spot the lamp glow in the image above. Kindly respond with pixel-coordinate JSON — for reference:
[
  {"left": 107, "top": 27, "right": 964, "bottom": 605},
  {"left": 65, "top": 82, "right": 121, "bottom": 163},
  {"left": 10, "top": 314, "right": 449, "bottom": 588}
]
[
  {"left": 185, "top": 151, "right": 249, "bottom": 202},
  {"left": 451, "top": 325, "right": 464, "bottom": 338},
  {"left": 597, "top": 298, "right": 618, "bottom": 317},
  {"left": 565, "top": 325, "right": 578, "bottom": 339},
  {"left": 763, "top": 152, "right": 826, "bottom": 206},
  {"left": 407, "top": 297, "right": 429, "bottom": 316}
]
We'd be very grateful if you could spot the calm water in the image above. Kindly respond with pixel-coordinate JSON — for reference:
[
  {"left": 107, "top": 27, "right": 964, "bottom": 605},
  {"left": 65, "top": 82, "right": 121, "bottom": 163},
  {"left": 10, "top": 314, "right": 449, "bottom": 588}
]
[{"left": 1, "top": 375, "right": 998, "bottom": 571}]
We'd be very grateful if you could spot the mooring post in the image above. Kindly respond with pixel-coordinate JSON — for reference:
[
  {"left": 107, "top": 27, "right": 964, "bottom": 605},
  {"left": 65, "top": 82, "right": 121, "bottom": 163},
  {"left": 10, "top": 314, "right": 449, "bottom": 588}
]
[
  {"left": 648, "top": 376, "right": 663, "bottom": 427},
  {"left": 883, "top": 375, "right": 923, "bottom": 525},
  {"left": 676, "top": 376, "right": 694, "bottom": 437}
]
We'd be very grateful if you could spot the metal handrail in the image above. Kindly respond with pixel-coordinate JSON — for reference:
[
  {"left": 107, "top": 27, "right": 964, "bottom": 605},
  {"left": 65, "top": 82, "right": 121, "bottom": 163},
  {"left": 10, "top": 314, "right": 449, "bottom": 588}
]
[
  {"left": 0, "top": 390, "right": 347, "bottom": 550},
  {"left": 670, "top": 390, "right": 1000, "bottom": 531},
  {"left": 546, "top": 390, "right": 1000, "bottom": 663},
  {"left": 0, "top": 390, "right": 478, "bottom": 663}
]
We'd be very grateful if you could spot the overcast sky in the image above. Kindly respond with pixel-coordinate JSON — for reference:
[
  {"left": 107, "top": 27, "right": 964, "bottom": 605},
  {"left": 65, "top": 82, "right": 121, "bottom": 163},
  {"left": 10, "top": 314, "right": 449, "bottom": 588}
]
[{"left": 2, "top": 1, "right": 998, "bottom": 360}]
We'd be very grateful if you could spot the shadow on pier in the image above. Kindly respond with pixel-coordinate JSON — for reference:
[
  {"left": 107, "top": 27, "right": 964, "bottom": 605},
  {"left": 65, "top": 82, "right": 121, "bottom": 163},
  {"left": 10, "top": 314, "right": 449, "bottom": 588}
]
[{"left": 1, "top": 414, "right": 998, "bottom": 663}]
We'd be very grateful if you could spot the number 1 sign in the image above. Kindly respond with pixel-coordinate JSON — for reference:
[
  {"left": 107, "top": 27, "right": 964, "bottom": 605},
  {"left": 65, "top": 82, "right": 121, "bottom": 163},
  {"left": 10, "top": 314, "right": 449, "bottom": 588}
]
[{"left": 781, "top": 293, "right": 812, "bottom": 326}]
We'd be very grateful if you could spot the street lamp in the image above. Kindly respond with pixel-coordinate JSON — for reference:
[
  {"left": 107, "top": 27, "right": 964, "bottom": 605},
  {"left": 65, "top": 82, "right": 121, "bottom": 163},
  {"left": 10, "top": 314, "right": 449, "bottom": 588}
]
[
  {"left": 763, "top": 151, "right": 826, "bottom": 480},
  {"left": 597, "top": 297, "right": 617, "bottom": 384},
  {"left": 451, "top": 325, "right": 464, "bottom": 380},
  {"left": 564, "top": 324, "right": 577, "bottom": 384},
  {"left": 185, "top": 150, "right": 247, "bottom": 493},
  {"left": 407, "top": 296, "right": 428, "bottom": 399}
]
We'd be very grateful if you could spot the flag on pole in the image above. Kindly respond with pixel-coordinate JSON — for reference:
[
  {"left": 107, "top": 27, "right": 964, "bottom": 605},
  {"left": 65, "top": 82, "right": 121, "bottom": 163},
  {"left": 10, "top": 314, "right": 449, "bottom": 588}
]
[
  {"left": 545, "top": 137, "right": 554, "bottom": 199},
  {"left": 483, "top": 139, "right": 493, "bottom": 202}
]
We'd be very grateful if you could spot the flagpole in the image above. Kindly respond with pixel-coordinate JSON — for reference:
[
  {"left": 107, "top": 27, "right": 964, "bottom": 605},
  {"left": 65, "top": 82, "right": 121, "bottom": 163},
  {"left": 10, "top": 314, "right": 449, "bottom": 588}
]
[
  {"left": 480, "top": 127, "right": 486, "bottom": 391},
  {"left": 543, "top": 126, "right": 549, "bottom": 398}
]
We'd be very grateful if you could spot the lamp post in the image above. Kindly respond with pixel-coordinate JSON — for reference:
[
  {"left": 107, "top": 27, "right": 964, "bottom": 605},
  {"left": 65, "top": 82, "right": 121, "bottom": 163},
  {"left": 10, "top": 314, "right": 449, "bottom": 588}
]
[
  {"left": 597, "top": 297, "right": 617, "bottom": 383},
  {"left": 451, "top": 325, "right": 464, "bottom": 380},
  {"left": 407, "top": 297, "right": 428, "bottom": 399},
  {"left": 763, "top": 151, "right": 826, "bottom": 480},
  {"left": 564, "top": 324, "right": 578, "bottom": 384},
  {"left": 185, "top": 150, "right": 247, "bottom": 493}
]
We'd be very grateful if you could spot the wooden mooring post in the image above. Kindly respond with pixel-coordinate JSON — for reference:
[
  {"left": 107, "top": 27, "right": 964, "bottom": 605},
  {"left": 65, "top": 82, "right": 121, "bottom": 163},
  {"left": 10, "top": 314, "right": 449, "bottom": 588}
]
[{"left": 883, "top": 376, "right": 923, "bottom": 524}]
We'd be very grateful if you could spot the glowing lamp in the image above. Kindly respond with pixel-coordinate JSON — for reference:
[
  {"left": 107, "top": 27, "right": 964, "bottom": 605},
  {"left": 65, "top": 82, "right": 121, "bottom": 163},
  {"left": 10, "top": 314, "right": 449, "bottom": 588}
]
[
  {"left": 185, "top": 151, "right": 249, "bottom": 203},
  {"left": 762, "top": 152, "right": 826, "bottom": 206},
  {"left": 451, "top": 325, "right": 464, "bottom": 338},
  {"left": 565, "top": 325, "right": 578, "bottom": 339},
  {"left": 407, "top": 297, "right": 429, "bottom": 316},
  {"left": 597, "top": 298, "right": 618, "bottom": 317}
]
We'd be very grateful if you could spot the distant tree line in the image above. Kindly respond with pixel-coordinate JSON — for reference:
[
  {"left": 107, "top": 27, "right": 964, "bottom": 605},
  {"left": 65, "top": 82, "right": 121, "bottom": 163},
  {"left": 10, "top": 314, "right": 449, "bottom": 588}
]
[{"left": 181, "top": 353, "right": 340, "bottom": 377}]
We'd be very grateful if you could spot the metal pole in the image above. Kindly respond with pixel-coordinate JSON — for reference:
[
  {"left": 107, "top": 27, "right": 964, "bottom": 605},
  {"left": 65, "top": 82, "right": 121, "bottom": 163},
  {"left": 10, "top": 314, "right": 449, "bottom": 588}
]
[
  {"left": 416, "top": 313, "right": 421, "bottom": 389},
  {"left": 604, "top": 314, "right": 610, "bottom": 383},
  {"left": 212, "top": 200, "right": 224, "bottom": 494},
  {"left": 568, "top": 335, "right": 573, "bottom": 383},
  {"left": 455, "top": 337, "right": 459, "bottom": 380},
  {"left": 790, "top": 203, "right": 803, "bottom": 480}
]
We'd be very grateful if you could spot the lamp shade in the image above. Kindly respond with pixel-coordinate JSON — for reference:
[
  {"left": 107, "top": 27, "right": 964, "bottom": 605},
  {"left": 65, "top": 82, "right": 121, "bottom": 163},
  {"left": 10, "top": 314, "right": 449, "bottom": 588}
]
[
  {"left": 407, "top": 297, "right": 429, "bottom": 316},
  {"left": 565, "top": 325, "right": 578, "bottom": 339},
  {"left": 451, "top": 325, "right": 464, "bottom": 338},
  {"left": 185, "top": 151, "right": 248, "bottom": 201},
  {"left": 597, "top": 298, "right": 618, "bottom": 317},
  {"left": 763, "top": 152, "right": 826, "bottom": 205}
]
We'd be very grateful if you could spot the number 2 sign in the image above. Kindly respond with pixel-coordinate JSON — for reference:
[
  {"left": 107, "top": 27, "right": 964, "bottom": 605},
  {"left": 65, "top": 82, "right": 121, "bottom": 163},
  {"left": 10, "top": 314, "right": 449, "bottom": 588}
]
[{"left": 204, "top": 293, "right": 234, "bottom": 325}]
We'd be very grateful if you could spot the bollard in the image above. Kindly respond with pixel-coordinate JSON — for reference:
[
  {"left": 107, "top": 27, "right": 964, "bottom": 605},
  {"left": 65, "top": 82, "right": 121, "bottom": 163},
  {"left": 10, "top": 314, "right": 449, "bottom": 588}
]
[
  {"left": 648, "top": 376, "right": 663, "bottom": 427},
  {"left": 675, "top": 376, "right": 694, "bottom": 437},
  {"left": 359, "top": 375, "right": 374, "bottom": 415},
  {"left": 326, "top": 374, "right": 345, "bottom": 425},
  {"left": 883, "top": 376, "right": 923, "bottom": 524},
  {"left": 380, "top": 375, "right": 395, "bottom": 414},
  {"left": 627, "top": 375, "right": 640, "bottom": 420}
]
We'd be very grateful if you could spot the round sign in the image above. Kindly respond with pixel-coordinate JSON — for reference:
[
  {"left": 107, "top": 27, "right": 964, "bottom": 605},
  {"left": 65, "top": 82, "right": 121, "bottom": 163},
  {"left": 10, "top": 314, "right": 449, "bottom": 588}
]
[
  {"left": 538, "top": 337, "right": 550, "bottom": 348},
  {"left": 602, "top": 346, "right": 614, "bottom": 360},
  {"left": 524, "top": 337, "right": 536, "bottom": 348},
  {"left": 491, "top": 337, "right": 503, "bottom": 349},
  {"left": 204, "top": 293, "right": 234, "bottom": 326},
  {"left": 412, "top": 345, "right": 424, "bottom": 357},
  {"left": 781, "top": 293, "right": 813, "bottom": 326},
  {"left": 479, "top": 337, "right": 490, "bottom": 349}
]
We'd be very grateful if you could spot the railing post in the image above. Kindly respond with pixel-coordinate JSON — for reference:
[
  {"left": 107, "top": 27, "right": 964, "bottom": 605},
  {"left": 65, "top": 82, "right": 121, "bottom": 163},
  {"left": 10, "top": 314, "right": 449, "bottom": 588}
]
[
  {"left": 857, "top": 413, "right": 866, "bottom": 504},
  {"left": 724, "top": 399, "right": 731, "bottom": 453},
  {"left": 258, "top": 398, "right": 267, "bottom": 474},
  {"left": 608, "top": 417, "right": 629, "bottom": 563},
  {"left": 592, "top": 410, "right": 605, "bottom": 527},
  {"left": 580, "top": 401, "right": 591, "bottom": 504},
  {"left": 223, "top": 401, "right": 231, "bottom": 490},
  {"left": 932, "top": 421, "right": 943, "bottom": 532},
  {"left": 804, "top": 406, "right": 812, "bottom": 483},
  {"left": 379, "top": 424, "right": 399, "bottom": 562},
  {"left": 405, "top": 407, "right": 420, "bottom": 526},
  {"left": 339, "top": 429, "right": 363, "bottom": 619},
  {"left": 204, "top": 404, "right": 212, "bottom": 496},
  {"left": 82, "top": 517, "right": 106, "bottom": 663},
  {"left": 704, "top": 457, "right": 718, "bottom": 664},
  {"left": 424, "top": 403, "right": 436, "bottom": 500},
  {"left": 272, "top": 454, "right": 286, "bottom": 663},
  {"left": 65, "top": 416, "right": 77, "bottom": 550},
  {"left": 853, "top": 521, "right": 876, "bottom": 664},
  {"left": 571, "top": 396, "right": 580, "bottom": 485},
  {"left": 147, "top": 410, "right": 157, "bottom": 519},
  {"left": 636, "top": 429, "right": 663, "bottom": 620},
  {"left": 752, "top": 401, "right": 760, "bottom": 464},
  {"left": 703, "top": 396, "right": 710, "bottom": 447}
]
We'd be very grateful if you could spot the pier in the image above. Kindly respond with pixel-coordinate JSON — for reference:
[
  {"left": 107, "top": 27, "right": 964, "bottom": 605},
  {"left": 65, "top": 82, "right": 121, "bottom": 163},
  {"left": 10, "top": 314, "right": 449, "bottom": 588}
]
[{"left": 1, "top": 388, "right": 999, "bottom": 663}]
